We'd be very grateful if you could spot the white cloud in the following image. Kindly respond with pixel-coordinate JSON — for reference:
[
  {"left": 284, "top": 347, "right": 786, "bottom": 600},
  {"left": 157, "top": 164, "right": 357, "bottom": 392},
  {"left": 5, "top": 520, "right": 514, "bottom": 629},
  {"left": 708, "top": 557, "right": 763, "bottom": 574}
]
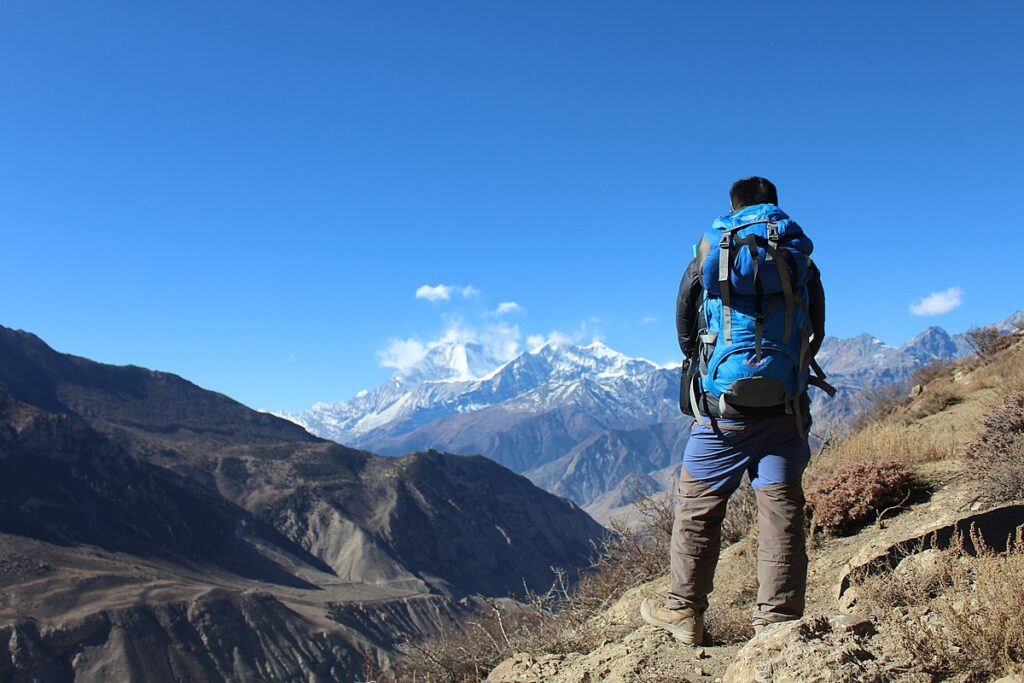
[
  {"left": 479, "top": 322, "right": 521, "bottom": 362},
  {"left": 526, "top": 323, "right": 597, "bottom": 351},
  {"left": 910, "top": 286, "right": 963, "bottom": 316},
  {"left": 415, "top": 284, "right": 480, "bottom": 302},
  {"left": 641, "top": 316, "right": 657, "bottom": 325},
  {"left": 494, "top": 301, "right": 523, "bottom": 315},
  {"left": 377, "top": 321, "right": 521, "bottom": 373},
  {"left": 415, "top": 284, "right": 454, "bottom": 301},
  {"left": 377, "top": 338, "right": 430, "bottom": 370}
]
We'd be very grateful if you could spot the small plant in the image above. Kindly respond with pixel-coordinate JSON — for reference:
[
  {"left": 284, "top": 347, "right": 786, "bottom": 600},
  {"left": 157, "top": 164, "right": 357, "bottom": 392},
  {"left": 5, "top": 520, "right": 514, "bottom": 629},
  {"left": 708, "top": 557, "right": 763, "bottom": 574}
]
[
  {"left": 854, "top": 528, "right": 1024, "bottom": 681},
  {"left": 962, "top": 391, "right": 1024, "bottom": 503},
  {"left": 805, "top": 460, "right": 924, "bottom": 536}
]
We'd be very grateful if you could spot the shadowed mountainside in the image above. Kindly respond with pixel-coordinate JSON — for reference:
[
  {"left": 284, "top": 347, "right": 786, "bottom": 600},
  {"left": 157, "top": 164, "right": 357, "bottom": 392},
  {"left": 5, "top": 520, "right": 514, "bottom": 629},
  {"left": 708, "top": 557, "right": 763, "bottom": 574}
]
[{"left": 0, "top": 325, "right": 604, "bottom": 681}]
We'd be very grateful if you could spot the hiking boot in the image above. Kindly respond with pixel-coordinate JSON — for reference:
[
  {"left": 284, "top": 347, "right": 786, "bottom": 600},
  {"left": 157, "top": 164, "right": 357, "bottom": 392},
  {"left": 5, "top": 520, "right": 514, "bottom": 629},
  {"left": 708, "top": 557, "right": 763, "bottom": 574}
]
[
  {"left": 640, "top": 598, "right": 704, "bottom": 645},
  {"left": 751, "top": 618, "right": 790, "bottom": 636}
]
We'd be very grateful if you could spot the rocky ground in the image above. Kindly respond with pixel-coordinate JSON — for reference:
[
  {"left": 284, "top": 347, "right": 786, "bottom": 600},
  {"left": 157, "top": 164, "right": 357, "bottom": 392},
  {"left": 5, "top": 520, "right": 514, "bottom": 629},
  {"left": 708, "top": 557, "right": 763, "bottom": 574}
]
[
  {"left": 484, "top": 336, "right": 1024, "bottom": 683},
  {"left": 486, "top": 477, "right": 1024, "bottom": 682}
]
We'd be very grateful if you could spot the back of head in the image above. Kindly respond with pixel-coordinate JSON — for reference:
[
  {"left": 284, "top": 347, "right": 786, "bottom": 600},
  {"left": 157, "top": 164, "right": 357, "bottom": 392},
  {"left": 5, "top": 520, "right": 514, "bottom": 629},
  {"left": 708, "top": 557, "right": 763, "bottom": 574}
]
[{"left": 729, "top": 177, "right": 778, "bottom": 210}]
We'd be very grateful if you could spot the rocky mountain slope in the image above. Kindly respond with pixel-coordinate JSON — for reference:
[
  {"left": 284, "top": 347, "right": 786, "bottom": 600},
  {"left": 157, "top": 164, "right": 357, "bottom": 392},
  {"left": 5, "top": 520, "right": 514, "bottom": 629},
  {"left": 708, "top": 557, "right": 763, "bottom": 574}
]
[
  {"left": 286, "top": 312, "right": 1022, "bottom": 520},
  {"left": 0, "top": 325, "right": 604, "bottom": 681},
  {"left": 484, "top": 329, "right": 1024, "bottom": 683}
]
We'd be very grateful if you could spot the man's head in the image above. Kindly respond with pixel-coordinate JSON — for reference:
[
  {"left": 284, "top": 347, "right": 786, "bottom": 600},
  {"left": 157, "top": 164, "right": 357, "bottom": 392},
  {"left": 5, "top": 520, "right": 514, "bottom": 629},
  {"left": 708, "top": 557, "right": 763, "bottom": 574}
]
[{"left": 729, "top": 177, "right": 778, "bottom": 211}]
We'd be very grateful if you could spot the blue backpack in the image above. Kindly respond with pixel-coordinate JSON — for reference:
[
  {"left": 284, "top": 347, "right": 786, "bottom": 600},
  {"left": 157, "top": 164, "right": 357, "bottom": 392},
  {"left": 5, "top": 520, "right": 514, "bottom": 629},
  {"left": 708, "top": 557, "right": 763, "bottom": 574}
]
[{"left": 688, "top": 204, "right": 834, "bottom": 424}]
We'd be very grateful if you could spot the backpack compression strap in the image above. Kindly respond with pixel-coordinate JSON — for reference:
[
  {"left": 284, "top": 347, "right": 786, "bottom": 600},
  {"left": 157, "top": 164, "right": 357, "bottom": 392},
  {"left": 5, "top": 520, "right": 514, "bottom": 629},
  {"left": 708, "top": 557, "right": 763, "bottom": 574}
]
[
  {"left": 764, "top": 222, "right": 795, "bottom": 344},
  {"left": 719, "top": 232, "right": 733, "bottom": 344},
  {"left": 719, "top": 221, "right": 788, "bottom": 348},
  {"left": 718, "top": 221, "right": 766, "bottom": 345}
]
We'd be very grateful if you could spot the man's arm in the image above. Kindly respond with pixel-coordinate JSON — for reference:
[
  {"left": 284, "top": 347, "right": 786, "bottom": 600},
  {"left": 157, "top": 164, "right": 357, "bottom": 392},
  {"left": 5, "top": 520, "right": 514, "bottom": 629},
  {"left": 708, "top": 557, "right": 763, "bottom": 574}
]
[
  {"left": 676, "top": 258, "right": 703, "bottom": 359},
  {"left": 806, "top": 260, "right": 825, "bottom": 358}
]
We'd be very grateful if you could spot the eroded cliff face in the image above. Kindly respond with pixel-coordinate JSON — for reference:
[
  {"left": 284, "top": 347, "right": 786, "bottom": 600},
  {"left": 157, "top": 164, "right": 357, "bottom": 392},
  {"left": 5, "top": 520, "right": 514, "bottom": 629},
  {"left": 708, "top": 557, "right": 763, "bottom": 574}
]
[
  {"left": 0, "top": 325, "right": 606, "bottom": 680},
  {"left": 1, "top": 591, "right": 361, "bottom": 683},
  {"left": 275, "top": 497, "right": 427, "bottom": 590}
]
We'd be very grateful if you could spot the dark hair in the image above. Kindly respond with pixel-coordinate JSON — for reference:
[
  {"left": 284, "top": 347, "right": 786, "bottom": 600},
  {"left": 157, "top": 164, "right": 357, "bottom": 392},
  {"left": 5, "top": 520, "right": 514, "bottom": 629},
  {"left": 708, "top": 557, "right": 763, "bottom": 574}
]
[{"left": 730, "top": 177, "right": 778, "bottom": 210}]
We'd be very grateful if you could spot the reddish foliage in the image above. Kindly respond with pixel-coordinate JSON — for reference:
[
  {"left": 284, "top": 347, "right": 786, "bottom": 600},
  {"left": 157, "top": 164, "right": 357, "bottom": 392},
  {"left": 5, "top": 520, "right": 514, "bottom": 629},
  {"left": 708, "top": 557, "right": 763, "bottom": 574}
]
[{"left": 805, "top": 460, "right": 921, "bottom": 535}]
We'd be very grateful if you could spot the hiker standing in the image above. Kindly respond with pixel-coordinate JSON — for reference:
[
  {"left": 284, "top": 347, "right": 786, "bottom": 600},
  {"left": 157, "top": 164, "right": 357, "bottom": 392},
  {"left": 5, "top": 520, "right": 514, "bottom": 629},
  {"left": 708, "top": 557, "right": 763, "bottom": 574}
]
[{"left": 641, "top": 177, "right": 834, "bottom": 644}]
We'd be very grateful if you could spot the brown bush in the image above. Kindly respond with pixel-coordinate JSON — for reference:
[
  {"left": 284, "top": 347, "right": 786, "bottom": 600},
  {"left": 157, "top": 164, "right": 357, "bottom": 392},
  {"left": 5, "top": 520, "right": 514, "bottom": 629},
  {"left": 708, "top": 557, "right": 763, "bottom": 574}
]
[
  {"left": 962, "top": 391, "right": 1024, "bottom": 503},
  {"left": 910, "top": 358, "right": 955, "bottom": 387},
  {"left": 965, "top": 325, "right": 1006, "bottom": 360},
  {"left": 855, "top": 528, "right": 1024, "bottom": 681},
  {"left": 805, "top": 460, "right": 924, "bottom": 536},
  {"left": 908, "top": 379, "right": 963, "bottom": 419}
]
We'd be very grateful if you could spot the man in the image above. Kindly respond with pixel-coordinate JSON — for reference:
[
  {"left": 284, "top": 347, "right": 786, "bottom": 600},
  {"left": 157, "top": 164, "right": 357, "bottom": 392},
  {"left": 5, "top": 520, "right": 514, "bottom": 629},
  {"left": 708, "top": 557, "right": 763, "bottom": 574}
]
[{"left": 640, "top": 177, "right": 829, "bottom": 645}]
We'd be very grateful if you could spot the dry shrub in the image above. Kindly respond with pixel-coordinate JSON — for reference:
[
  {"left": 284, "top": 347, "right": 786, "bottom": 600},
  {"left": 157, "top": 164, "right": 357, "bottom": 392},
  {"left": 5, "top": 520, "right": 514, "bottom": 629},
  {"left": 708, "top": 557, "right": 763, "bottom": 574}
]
[
  {"left": 908, "top": 378, "right": 964, "bottom": 419},
  {"left": 848, "top": 383, "right": 908, "bottom": 433},
  {"left": 805, "top": 460, "right": 924, "bottom": 536},
  {"left": 396, "top": 493, "right": 676, "bottom": 681},
  {"left": 394, "top": 599, "right": 561, "bottom": 683},
  {"left": 396, "top": 481, "right": 767, "bottom": 680},
  {"left": 910, "top": 358, "right": 956, "bottom": 387},
  {"left": 855, "top": 528, "right": 1024, "bottom": 681},
  {"left": 962, "top": 391, "right": 1024, "bottom": 503},
  {"left": 965, "top": 325, "right": 1012, "bottom": 360}
]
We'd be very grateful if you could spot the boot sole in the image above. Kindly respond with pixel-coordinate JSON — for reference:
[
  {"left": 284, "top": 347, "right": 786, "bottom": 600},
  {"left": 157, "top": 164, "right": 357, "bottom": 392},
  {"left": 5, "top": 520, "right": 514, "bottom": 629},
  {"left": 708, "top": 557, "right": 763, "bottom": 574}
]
[{"left": 639, "top": 599, "right": 702, "bottom": 645}]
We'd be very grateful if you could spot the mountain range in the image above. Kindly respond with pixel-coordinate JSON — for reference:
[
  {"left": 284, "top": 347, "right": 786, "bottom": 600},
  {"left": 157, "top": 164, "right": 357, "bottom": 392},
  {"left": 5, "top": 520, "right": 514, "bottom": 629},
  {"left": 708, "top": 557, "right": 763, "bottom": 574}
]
[
  {"left": 285, "top": 311, "right": 1024, "bottom": 522},
  {"left": 0, "top": 325, "right": 603, "bottom": 681}
]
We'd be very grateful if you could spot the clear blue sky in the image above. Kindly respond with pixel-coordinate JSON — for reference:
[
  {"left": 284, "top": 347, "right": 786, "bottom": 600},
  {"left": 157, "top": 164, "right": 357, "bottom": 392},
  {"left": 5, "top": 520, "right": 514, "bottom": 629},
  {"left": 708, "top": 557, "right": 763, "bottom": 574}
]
[{"left": 2, "top": 2, "right": 1022, "bottom": 412}]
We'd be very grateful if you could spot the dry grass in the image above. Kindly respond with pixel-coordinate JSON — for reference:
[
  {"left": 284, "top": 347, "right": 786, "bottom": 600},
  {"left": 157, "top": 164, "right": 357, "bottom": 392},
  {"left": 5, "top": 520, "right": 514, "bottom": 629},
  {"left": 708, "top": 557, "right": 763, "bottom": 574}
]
[
  {"left": 808, "top": 421, "right": 953, "bottom": 481},
  {"left": 907, "top": 377, "right": 964, "bottom": 420},
  {"left": 703, "top": 535, "right": 758, "bottom": 645},
  {"left": 854, "top": 528, "right": 1024, "bottom": 681},
  {"left": 393, "top": 493, "right": 676, "bottom": 682},
  {"left": 394, "top": 482, "right": 764, "bottom": 681},
  {"left": 966, "top": 336, "right": 1024, "bottom": 394},
  {"left": 811, "top": 336, "right": 1024, "bottom": 484}
]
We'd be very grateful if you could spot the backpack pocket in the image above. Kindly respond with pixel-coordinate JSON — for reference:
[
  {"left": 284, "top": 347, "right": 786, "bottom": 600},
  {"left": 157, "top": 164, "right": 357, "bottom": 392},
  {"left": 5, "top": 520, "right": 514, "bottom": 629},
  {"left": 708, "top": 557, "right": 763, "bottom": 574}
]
[{"left": 703, "top": 342, "right": 800, "bottom": 408}]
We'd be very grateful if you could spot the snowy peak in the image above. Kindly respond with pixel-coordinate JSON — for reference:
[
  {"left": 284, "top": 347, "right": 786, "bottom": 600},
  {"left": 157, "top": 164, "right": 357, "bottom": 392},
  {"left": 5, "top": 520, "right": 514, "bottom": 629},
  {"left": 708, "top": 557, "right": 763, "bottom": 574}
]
[
  {"left": 396, "top": 340, "right": 504, "bottom": 385},
  {"left": 286, "top": 340, "right": 670, "bottom": 445},
  {"left": 998, "top": 310, "right": 1024, "bottom": 333},
  {"left": 525, "top": 340, "right": 655, "bottom": 381}
]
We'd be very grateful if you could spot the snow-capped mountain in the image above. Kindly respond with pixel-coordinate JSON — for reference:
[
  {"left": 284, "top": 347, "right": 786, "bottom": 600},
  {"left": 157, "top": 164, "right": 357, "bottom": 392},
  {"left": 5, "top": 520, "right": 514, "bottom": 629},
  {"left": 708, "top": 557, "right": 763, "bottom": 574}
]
[
  {"left": 283, "top": 310, "right": 1021, "bottom": 516},
  {"left": 283, "top": 339, "right": 682, "bottom": 472}
]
